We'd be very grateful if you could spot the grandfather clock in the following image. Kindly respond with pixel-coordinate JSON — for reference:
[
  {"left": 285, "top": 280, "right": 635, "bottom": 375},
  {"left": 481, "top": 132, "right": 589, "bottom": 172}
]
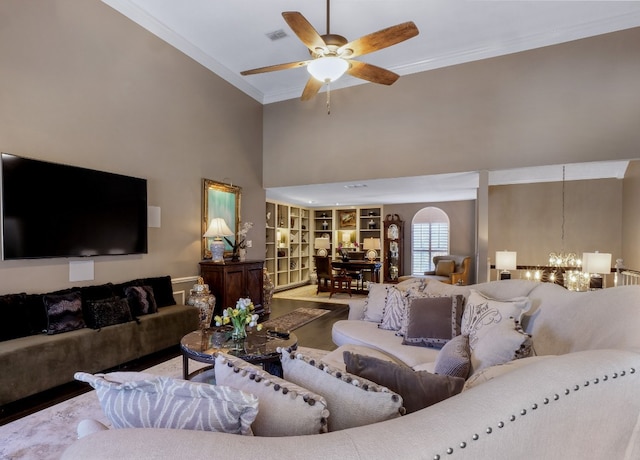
[{"left": 383, "top": 214, "right": 403, "bottom": 283}]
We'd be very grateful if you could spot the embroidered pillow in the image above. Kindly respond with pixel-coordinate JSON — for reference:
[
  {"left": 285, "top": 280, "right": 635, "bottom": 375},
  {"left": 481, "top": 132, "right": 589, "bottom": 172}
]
[
  {"left": 433, "top": 334, "right": 471, "bottom": 379},
  {"left": 462, "top": 290, "right": 533, "bottom": 373},
  {"left": 215, "top": 353, "right": 329, "bottom": 436},
  {"left": 74, "top": 372, "right": 258, "bottom": 435},
  {"left": 378, "top": 286, "right": 406, "bottom": 331},
  {"left": 343, "top": 352, "right": 464, "bottom": 414},
  {"left": 400, "top": 295, "right": 465, "bottom": 347},
  {"left": 125, "top": 285, "right": 157, "bottom": 316},
  {"left": 43, "top": 291, "right": 85, "bottom": 335},
  {"left": 362, "top": 283, "right": 391, "bottom": 323},
  {"left": 280, "top": 347, "right": 404, "bottom": 432},
  {"left": 84, "top": 297, "right": 133, "bottom": 329}
]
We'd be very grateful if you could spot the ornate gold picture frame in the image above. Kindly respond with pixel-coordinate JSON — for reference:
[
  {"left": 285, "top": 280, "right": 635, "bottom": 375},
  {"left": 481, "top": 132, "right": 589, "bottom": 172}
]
[{"left": 202, "top": 179, "right": 241, "bottom": 259}]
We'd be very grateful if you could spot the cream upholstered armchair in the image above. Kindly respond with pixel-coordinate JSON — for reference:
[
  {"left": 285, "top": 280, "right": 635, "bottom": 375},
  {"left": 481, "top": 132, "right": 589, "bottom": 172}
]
[{"left": 423, "top": 255, "right": 472, "bottom": 285}]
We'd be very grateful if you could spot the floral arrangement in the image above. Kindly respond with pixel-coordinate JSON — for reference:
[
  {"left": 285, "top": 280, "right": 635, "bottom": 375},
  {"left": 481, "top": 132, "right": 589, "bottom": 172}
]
[
  {"left": 224, "top": 221, "right": 253, "bottom": 261},
  {"left": 214, "top": 298, "right": 262, "bottom": 339}
]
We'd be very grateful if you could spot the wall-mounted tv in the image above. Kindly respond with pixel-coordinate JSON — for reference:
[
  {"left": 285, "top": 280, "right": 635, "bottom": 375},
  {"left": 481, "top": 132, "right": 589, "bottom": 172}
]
[{"left": 1, "top": 153, "right": 147, "bottom": 260}]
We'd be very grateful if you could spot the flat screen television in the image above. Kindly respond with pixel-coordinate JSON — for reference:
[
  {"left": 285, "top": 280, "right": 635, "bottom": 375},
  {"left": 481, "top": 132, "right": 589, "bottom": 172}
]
[{"left": 1, "top": 153, "right": 147, "bottom": 260}]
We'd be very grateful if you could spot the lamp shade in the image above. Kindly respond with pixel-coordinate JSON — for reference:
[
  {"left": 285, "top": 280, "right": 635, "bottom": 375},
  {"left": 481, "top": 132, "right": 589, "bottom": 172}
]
[
  {"left": 314, "top": 237, "right": 330, "bottom": 257},
  {"left": 495, "top": 251, "right": 517, "bottom": 271},
  {"left": 307, "top": 57, "right": 349, "bottom": 83},
  {"left": 582, "top": 252, "right": 612, "bottom": 274},
  {"left": 314, "top": 238, "right": 331, "bottom": 250},
  {"left": 363, "top": 238, "right": 381, "bottom": 251},
  {"left": 203, "top": 218, "right": 233, "bottom": 238}
]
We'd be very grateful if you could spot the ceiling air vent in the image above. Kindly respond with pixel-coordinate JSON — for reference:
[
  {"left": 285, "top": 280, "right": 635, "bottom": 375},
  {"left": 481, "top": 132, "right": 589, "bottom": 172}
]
[
  {"left": 266, "top": 29, "right": 288, "bottom": 41},
  {"left": 344, "top": 184, "right": 368, "bottom": 189}
]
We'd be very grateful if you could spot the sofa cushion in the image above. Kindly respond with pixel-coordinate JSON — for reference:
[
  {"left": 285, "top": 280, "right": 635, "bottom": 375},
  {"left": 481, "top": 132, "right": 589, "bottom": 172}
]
[
  {"left": 280, "top": 347, "right": 404, "bottom": 431},
  {"left": 343, "top": 352, "right": 464, "bottom": 414},
  {"left": 43, "top": 290, "right": 86, "bottom": 335},
  {"left": 362, "top": 283, "right": 392, "bottom": 323},
  {"left": 435, "top": 259, "right": 455, "bottom": 276},
  {"left": 378, "top": 286, "right": 406, "bottom": 331},
  {"left": 433, "top": 334, "right": 471, "bottom": 379},
  {"left": 124, "top": 285, "right": 158, "bottom": 316},
  {"left": 462, "top": 290, "right": 533, "bottom": 373},
  {"left": 463, "top": 355, "right": 553, "bottom": 390},
  {"left": 332, "top": 319, "right": 440, "bottom": 367},
  {"left": 321, "top": 344, "right": 404, "bottom": 371},
  {"left": 400, "top": 295, "right": 465, "bottom": 348},
  {"left": 74, "top": 371, "right": 258, "bottom": 435},
  {"left": 84, "top": 297, "right": 134, "bottom": 329},
  {"left": 0, "top": 293, "right": 30, "bottom": 341},
  {"left": 214, "top": 353, "right": 329, "bottom": 436},
  {"left": 141, "top": 276, "right": 176, "bottom": 308}
]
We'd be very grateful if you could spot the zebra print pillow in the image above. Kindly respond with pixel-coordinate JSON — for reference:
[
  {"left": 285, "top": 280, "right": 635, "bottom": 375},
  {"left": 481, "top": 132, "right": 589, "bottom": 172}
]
[
  {"left": 378, "top": 286, "right": 406, "bottom": 331},
  {"left": 74, "top": 372, "right": 259, "bottom": 435}
]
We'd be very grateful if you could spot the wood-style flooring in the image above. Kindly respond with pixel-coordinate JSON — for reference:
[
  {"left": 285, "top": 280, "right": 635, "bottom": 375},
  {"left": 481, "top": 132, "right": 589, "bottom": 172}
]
[{"left": 0, "top": 296, "right": 347, "bottom": 426}]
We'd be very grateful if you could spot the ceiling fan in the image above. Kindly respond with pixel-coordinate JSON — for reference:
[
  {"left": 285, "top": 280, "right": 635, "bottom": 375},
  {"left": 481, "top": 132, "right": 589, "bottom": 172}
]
[{"left": 240, "top": 0, "right": 419, "bottom": 101}]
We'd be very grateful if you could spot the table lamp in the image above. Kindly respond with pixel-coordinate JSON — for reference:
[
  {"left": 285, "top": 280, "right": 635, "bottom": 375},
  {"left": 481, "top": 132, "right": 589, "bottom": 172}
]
[
  {"left": 496, "top": 251, "right": 517, "bottom": 280},
  {"left": 582, "top": 251, "right": 612, "bottom": 289},
  {"left": 203, "top": 218, "right": 234, "bottom": 263},
  {"left": 363, "top": 237, "right": 381, "bottom": 262},
  {"left": 314, "top": 237, "right": 330, "bottom": 257}
]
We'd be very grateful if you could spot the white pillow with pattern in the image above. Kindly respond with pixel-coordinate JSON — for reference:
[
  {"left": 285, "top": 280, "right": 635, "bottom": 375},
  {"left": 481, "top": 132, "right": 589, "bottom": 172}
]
[{"left": 75, "top": 372, "right": 258, "bottom": 435}]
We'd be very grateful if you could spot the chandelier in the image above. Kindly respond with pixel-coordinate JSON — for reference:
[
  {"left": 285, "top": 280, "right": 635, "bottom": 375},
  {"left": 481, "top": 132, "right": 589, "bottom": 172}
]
[{"left": 548, "top": 165, "right": 582, "bottom": 269}]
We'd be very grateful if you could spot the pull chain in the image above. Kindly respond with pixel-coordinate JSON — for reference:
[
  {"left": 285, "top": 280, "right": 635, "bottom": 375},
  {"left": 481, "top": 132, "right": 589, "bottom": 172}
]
[{"left": 326, "top": 82, "right": 331, "bottom": 115}]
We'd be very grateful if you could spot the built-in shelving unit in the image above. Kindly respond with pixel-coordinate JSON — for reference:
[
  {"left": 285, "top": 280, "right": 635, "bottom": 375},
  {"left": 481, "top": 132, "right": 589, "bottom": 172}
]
[{"left": 266, "top": 200, "right": 311, "bottom": 290}]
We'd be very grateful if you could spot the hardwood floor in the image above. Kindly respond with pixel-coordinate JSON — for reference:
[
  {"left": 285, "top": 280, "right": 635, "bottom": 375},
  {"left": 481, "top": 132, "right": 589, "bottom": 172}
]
[{"left": 0, "top": 297, "right": 347, "bottom": 426}]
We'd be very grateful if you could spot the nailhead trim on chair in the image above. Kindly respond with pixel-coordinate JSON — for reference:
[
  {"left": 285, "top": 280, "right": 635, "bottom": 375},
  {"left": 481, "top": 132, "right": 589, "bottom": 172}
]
[{"left": 430, "top": 366, "right": 637, "bottom": 459}]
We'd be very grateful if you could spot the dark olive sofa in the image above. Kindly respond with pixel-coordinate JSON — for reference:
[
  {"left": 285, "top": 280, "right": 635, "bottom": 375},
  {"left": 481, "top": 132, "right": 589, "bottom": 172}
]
[{"left": 0, "top": 276, "right": 199, "bottom": 406}]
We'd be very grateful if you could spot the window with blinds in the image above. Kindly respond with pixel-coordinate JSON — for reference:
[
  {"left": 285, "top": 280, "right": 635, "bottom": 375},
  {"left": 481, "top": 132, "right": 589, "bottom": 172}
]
[{"left": 412, "top": 207, "right": 450, "bottom": 275}]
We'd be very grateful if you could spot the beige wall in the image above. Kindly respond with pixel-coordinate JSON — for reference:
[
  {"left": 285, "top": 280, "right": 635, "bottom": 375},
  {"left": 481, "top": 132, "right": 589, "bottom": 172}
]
[
  {"left": 0, "top": 0, "right": 264, "bottom": 295},
  {"left": 622, "top": 161, "right": 640, "bottom": 269},
  {"left": 263, "top": 27, "right": 640, "bottom": 188},
  {"left": 489, "top": 178, "right": 623, "bottom": 267},
  {"left": 384, "top": 201, "right": 477, "bottom": 280}
]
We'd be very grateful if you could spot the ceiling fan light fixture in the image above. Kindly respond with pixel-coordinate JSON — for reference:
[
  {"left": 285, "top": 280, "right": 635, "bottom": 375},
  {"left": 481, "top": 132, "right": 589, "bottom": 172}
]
[{"left": 307, "top": 57, "right": 349, "bottom": 83}]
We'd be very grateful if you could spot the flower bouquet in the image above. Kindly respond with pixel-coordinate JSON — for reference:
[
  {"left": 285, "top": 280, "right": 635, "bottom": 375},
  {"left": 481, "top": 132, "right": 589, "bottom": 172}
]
[{"left": 213, "top": 297, "right": 262, "bottom": 341}]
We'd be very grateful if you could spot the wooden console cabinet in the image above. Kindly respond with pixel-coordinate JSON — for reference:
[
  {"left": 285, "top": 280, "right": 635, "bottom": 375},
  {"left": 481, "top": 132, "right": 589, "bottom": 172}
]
[{"left": 199, "top": 260, "right": 265, "bottom": 319}]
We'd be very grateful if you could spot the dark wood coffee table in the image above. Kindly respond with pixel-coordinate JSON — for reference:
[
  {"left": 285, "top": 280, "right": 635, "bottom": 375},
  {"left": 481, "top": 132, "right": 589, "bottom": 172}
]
[{"left": 180, "top": 327, "right": 297, "bottom": 379}]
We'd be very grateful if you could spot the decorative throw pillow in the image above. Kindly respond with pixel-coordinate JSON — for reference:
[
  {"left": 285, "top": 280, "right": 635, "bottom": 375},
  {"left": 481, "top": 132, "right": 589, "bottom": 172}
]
[
  {"left": 400, "top": 295, "right": 465, "bottom": 347},
  {"left": 343, "top": 352, "right": 464, "bottom": 414},
  {"left": 378, "top": 286, "right": 406, "bottom": 331},
  {"left": 280, "top": 347, "right": 404, "bottom": 432},
  {"left": 464, "top": 355, "right": 552, "bottom": 390},
  {"left": 215, "top": 353, "right": 330, "bottom": 436},
  {"left": 435, "top": 260, "right": 455, "bottom": 276},
  {"left": 362, "top": 283, "right": 391, "bottom": 323},
  {"left": 0, "top": 293, "right": 30, "bottom": 341},
  {"left": 395, "top": 277, "right": 428, "bottom": 292},
  {"left": 74, "top": 371, "right": 258, "bottom": 435},
  {"left": 462, "top": 290, "right": 532, "bottom": 373},
  {"left": 433, "top": 334, "right": 471, "bottom": 379},
  {"left": 141, "top": 276, "right": 176, "bottom": 307},
  {"left": 84, "top": 297, "right": 133, "bottom": 329},
  {"left": 125, "top": 285, "right": 157, "bottom": 316},
  {"left": 43, "top": 291, "right": 85, "bottom": 335}
]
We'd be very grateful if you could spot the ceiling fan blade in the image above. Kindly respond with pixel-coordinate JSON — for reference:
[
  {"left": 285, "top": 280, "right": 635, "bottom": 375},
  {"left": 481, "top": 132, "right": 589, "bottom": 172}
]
[
  {"left": 241, "top": 60, "right": 311, "bottom": 76},
  {"left": 338, "top": 21, "right": 419, "bottom": 59},
  {"left": 347, "top": 60, "right": 399, "bottom": 85},
  {"left": 301, "top": 77, "right": 324, "bottom": 101},
  {"left": 282, "top": 12, "right": 327, "bottom": 53}
]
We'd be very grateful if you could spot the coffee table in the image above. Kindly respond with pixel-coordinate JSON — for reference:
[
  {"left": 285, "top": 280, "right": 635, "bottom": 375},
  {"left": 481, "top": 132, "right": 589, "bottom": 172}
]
[{"left": 180, "top": 327, "right": 297, "bottom": 379}]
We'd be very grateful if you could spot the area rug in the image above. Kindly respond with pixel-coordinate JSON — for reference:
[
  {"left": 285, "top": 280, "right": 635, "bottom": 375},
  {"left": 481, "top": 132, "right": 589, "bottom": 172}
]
[
  {"left": 273, "top": 284, "right": 366, "bottom": 304},
  {"left": 0, "top": 356, "right": 208, "bottom": 460},
  {"left": 261, "top": 307, "right": 330, "bottom": 332}
]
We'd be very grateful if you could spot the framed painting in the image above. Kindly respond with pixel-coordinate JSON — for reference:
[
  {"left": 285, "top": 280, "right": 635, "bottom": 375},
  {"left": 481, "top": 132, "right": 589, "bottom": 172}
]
[
  {"left": 202, "top": 179, "right": 241, "bottom": 259},
  {"left": 339, "top": 210, "right": 357, "bottom": 229}
]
